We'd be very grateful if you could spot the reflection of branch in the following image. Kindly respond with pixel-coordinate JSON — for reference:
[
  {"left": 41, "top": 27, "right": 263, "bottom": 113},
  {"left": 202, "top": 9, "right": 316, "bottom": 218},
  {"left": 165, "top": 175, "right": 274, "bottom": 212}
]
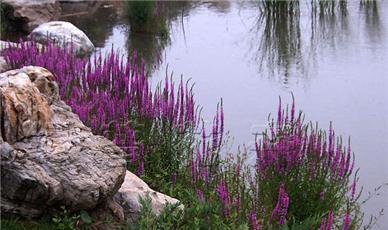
[
  {"left": 363, "top": 208, "right": 384, "bottom": 230},
  {"left": 181, "top": 8, "right": 187, "bottom": 48},
  {"left": 361, "top": 182, "right": 388, "bottom": 205},
  {"left": 357, "top": 182, "right": 388, "bottom": 229},
  {"left": 316, "top": 1, "right": 349, "bottom": 49}
]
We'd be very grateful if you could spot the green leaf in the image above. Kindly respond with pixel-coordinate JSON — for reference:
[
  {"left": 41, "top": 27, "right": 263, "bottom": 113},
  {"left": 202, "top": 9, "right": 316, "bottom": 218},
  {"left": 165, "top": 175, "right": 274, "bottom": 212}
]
[
  {"left": 237, "top": 223, "right": 249, "bottom": 230},
  {"left": 79, "top": 210, "right": 92, "bottom": 224}
]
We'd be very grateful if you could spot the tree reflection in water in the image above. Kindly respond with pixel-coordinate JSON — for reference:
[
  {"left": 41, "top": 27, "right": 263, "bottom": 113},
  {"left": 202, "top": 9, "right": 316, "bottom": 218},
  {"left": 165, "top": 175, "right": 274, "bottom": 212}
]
[
  {"left": 125, "top": 1, "right": 196, "bottom": 74},
  {"left": 360, "top": 0, "right": 384, "bottom": 44},
  {"left": 255, "top": 1, "right": 302, "bottom": 83},
  {"left": 248, "top": 0, "right": 382, "bottom": 86}
]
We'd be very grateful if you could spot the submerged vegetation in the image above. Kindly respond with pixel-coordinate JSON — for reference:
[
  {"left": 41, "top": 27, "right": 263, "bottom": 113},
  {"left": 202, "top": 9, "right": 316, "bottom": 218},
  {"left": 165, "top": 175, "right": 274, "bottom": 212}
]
[{"left": 1, "top": 39, "right": 369, "bottom": 229}]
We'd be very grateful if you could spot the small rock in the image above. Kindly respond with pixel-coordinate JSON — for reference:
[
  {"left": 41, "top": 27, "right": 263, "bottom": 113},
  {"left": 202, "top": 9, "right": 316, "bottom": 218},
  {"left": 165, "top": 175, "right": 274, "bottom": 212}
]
[
  {"left": 114, "top": 170, "right": 183, "bottom": 223},
  {"left": 21, "top": 66, "right": 60, "bottom": 104},
  {"left": 107, "top": 198, "right": 125, "bottom": 221},
  {"left": 0, "top": 40, "right": 18, "bottom": 51}
]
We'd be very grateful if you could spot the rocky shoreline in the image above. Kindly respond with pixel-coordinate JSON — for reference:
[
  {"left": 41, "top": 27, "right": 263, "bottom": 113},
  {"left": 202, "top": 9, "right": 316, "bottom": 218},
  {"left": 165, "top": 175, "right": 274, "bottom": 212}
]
[
  {"left": 1, "top": 0, "right": 182, "bottom": 227},
  {"left": 0, "top": 65, "right": 182, "bottom": 226}
]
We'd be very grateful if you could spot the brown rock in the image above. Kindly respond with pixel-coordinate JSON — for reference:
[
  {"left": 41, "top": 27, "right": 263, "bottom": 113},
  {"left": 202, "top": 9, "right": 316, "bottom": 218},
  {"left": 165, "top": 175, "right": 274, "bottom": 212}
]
[
  {"left": 22, "top": 66, "right": 60, "bottom": 104},
  {"left": 0, "top": 68, "right": 53, "bottom": 144},
  {"left": 2, "top": 0, "right": 61, "bottom": 33}
]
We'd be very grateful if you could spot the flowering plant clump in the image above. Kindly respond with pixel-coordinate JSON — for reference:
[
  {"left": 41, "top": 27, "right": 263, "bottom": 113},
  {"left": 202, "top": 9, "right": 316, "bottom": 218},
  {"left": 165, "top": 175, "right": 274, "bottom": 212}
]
[
  {"left": 2, "top": 41, "right": 364, "bottom": 229},
  {"left": 249, "top": 98, "right": 363, "bottom": 229}
]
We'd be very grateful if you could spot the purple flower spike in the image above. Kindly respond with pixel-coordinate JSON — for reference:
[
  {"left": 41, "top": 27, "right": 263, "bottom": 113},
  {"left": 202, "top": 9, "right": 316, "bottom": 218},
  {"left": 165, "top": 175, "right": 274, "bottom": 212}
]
[
  {"left": 250, "top": 211, "right": 262, "bottom": 230},
  {"left": 342, "top": 212, "right": 352, "bottom": 230},
  {"left": 271, "top": 184, "right": 289, "bottom": 225}
]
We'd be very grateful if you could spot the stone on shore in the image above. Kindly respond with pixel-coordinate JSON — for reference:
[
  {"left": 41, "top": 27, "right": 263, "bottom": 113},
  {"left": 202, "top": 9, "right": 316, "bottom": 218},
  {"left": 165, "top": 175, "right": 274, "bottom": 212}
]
[
  {"left": 0, "top": 66, "right": 126, "bottom": 218},
  {"left": 114, "top": 170, "right": 183, "bottom": 223},
  {"left": 1, "top": 0, "right": 60, "bottom": 32},
  {"left": 29, "top": 21, "right": 95, "bottom": 55}
]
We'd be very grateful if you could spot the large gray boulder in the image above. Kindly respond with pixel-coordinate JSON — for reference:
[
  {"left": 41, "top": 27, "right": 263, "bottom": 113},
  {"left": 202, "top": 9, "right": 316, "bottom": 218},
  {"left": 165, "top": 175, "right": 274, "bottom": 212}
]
[
  {"left": 0, "top": 66, "right": 126, "bottom": 218},
  {"left": 29, "top": 21, "right": 95, "bottom": 54},
  {"left": 1, "top": 0, "right": 60, "bottom": 32}
]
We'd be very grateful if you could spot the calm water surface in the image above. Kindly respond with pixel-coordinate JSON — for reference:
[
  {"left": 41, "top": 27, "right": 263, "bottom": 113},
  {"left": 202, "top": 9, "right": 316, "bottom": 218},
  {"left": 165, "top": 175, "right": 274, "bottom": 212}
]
[{"left": 59, "top": 1, "right": 388, "bottom": 227}]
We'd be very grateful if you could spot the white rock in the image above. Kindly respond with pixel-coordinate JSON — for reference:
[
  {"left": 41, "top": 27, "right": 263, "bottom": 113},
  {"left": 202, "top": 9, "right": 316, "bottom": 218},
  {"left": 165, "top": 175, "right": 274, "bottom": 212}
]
[
  {"left": 115, "top": 170, "right": 183, "bottom": 222},
  {"left": 29, "top": 21, "right": 95, "bottom": 54}
]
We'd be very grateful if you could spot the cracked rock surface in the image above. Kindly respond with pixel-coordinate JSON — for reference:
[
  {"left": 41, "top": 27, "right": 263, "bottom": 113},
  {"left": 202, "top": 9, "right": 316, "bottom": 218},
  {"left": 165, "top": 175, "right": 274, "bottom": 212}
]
[{"left": 0, "top": 66, "right": 126, "bottom": 218}]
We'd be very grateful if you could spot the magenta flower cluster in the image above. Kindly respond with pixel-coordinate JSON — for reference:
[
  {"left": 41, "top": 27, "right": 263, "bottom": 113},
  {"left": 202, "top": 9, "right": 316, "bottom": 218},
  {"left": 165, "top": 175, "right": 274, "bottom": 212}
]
[
  {"left": 256, "top": 100, "right": 354, "bottom": 180},
  {"left": 319, "top": 211, "right": 334, "bottom": 230},
  {"left": 217, "top": 180, "right": 231, "bottom": 217},
  {"left": 251, "top": 98, "right": 359, "bottom": 228},
  {"left": 270, "top": 184, "right": 289, "bottom": 225}
]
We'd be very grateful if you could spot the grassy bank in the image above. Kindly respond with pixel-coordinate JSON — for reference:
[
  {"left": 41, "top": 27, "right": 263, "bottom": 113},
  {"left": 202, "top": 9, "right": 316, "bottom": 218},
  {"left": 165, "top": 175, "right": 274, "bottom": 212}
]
[{"left": 1, "top": 41, "right": 367, "bottom": 229}]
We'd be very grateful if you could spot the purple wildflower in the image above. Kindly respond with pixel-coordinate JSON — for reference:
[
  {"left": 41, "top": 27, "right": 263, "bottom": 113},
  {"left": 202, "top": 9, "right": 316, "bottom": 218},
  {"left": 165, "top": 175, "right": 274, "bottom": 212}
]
[
  {"left": 342, "top": 212, "right": 352, "bottom": 230},
  {"left": 250, "top": 211, "right": 262, "bottom": 230},
  {"left": 217, "top": 180, "right": 231, "bottom": 217},
  {"left": 319, "top": 210, "right": 334, "bottom": 230},
  {"left": 271, "top": 184, "right": 289, "bottom": 225},
  {"left": 196, "top": 189, "right": 205, "bottom": 203}
]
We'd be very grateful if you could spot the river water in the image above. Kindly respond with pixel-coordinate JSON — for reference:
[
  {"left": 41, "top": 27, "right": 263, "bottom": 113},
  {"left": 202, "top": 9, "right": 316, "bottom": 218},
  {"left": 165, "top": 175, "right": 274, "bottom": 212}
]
[{"left": 13, "top": 1, "right": 388, "bottom": 227}]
